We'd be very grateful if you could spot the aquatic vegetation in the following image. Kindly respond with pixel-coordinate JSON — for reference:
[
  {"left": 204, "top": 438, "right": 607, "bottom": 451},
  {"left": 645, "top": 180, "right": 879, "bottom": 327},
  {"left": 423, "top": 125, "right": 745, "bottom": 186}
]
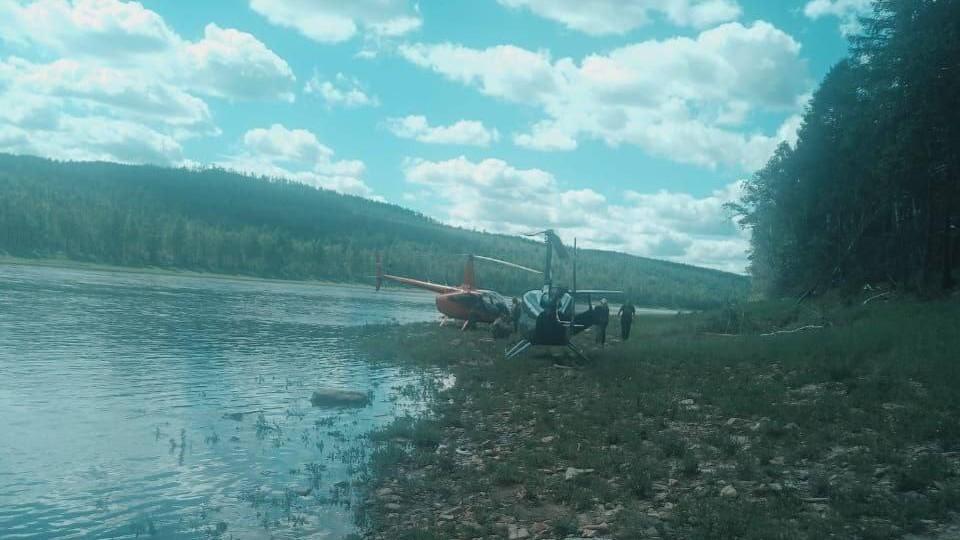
[
  {"left": 202, "top": 521, "right": 229, "bottom": 539},
  {"left": 286, "top": 401, "right": 307, "bottom": 418},
  {"left": 167, "top": 428, "right": 188, "bottom": 465},
  {"left": 204, "top": 430, "right": 220, "bottom": 445},
  {"left": 253, "top": 413, "right": 275, "bottom": 438},
  {"left": 314, "top": 416, "right": 337, "bottom": 428},
  {"left": 128, "top": 514, "right": 157, "bottom": 537},
  {"left": 305, "top": 461, "right": 326, "bottom": 488}
]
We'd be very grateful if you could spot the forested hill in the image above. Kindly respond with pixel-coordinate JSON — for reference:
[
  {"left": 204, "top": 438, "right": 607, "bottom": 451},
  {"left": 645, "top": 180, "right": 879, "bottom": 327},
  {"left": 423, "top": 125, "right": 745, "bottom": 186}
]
[
  {"left": 0, "top": 153, "right": 748, "bottom": 308},
  {"left": 732, "top": 0, "right": 959, "bottom": 298}
]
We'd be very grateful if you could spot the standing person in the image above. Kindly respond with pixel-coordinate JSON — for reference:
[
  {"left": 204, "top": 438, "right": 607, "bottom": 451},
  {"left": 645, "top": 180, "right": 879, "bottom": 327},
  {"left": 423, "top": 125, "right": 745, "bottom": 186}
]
[
  {"left": 618, "top": 299, "right": 637, "bottom": 340},
  {"left": 594, "top": 298, "right": 610, "bottom": 348},
  {"left": 491, "top": 311, "right": 512, "bottom": 339},
  {"left": 510, "top": 297, "right": 522, "bottom": 333}
]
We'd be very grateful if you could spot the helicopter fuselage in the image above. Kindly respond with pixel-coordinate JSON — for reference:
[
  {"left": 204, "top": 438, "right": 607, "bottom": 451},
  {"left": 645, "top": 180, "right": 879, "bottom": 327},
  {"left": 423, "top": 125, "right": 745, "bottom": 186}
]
[
  {"left": 516, "top": 287, "right": 595, "bottom": 345},
  {"left": 435, "top": 289, "right": 508, "bottom": 323}
]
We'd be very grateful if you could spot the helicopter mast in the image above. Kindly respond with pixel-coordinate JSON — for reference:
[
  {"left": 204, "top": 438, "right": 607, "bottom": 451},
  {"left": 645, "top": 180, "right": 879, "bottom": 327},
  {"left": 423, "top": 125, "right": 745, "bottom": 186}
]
[{"left": 543, "top": 231, "right": 553, "bottom": 288}]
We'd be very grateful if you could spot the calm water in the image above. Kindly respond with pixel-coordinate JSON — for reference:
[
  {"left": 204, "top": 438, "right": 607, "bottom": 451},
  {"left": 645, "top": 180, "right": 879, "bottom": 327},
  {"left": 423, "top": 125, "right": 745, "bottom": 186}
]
[{"left": 0, "top": 264, "right": 439, "bottom": 539}]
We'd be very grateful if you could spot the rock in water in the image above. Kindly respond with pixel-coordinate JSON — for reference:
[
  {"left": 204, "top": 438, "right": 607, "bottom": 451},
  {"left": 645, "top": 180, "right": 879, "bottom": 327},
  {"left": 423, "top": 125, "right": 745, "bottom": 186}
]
[{"left": 310, "top": 388, "right": 370, "bottom": 407}]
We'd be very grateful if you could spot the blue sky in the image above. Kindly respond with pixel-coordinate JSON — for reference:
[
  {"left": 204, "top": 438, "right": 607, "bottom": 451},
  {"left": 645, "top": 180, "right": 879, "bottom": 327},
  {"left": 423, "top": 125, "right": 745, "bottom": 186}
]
[{"left": 0, "top": 0, "right": 873, "bottom": 273}]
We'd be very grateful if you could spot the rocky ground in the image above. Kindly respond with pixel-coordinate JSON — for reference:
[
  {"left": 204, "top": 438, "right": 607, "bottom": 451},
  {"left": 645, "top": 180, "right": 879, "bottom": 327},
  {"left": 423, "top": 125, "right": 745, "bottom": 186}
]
[{"left": 353, "top": 298, "right": 960, "bottom": 539}]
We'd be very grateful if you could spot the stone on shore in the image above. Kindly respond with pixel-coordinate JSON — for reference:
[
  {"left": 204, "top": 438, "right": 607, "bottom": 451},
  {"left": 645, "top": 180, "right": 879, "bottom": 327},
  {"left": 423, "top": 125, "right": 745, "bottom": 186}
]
[
  {"left": 309, "top": 388, "right": 370, "bottom": 407},
  {"left": 564, "top": 467, "right": 595, "bottom": 480}
]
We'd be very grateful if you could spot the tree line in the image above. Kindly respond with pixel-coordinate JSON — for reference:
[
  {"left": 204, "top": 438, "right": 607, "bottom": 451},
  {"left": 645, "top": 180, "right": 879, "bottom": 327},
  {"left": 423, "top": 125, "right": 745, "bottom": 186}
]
[
  {"left": 0, "top": 153, "right": 748, "bottom": 309},
  {"left": 731, "top": 0, "right": 959, "bottom": 298}
]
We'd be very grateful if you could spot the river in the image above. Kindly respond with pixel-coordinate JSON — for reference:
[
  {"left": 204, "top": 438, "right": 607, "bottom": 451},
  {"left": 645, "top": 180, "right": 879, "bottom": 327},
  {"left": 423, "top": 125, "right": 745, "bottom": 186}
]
[{"left": 0, "top": 263, "right": 439, "bottom": 539}]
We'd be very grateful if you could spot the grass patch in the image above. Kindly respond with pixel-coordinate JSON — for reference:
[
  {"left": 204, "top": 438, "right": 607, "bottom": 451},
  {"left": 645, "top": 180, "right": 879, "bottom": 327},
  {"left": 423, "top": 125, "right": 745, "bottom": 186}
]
[{"left": 356, "top": 296, "right": 960, "bottom": 538}]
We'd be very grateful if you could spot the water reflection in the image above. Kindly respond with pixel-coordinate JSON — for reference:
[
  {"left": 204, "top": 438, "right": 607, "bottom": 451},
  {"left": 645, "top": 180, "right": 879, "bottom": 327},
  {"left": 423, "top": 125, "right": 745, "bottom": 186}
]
[{"left": 0, "top": 264, "right": 439, "bottom": 539}]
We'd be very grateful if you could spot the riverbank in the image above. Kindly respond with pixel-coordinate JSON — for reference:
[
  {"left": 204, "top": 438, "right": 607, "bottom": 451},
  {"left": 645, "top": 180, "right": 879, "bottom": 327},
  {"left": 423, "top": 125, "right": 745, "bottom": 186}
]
[{"left": 354, "top": 295, "right": 960, "bottom": 539}]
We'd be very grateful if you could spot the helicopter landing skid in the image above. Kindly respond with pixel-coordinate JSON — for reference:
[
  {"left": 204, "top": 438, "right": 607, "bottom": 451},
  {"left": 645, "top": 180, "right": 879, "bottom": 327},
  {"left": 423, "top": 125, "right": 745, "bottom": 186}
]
[
  {"left": 504, "top": 339, "right": 531, "bottom": 359},
  {"left": 504, "top": 339, "right": 589, "bottom": 362},
  {"left": 566, "top": 343, "right": 589, "bottom": 362}
]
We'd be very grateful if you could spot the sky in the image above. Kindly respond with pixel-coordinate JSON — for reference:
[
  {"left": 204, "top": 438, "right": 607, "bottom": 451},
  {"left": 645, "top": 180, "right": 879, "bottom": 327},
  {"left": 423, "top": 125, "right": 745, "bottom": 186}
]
[{"left": 0, "top": 0, "right": 875, "bottom": 274}]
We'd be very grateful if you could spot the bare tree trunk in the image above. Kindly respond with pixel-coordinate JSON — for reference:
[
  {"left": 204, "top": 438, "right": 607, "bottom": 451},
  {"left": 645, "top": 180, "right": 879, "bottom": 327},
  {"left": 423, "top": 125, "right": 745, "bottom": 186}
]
[
  {"left": 943, "top": 212, "right": 954, "bottom": 290},
  {"left": 944, "top": 160, "right": 958, "bottom": 290}
]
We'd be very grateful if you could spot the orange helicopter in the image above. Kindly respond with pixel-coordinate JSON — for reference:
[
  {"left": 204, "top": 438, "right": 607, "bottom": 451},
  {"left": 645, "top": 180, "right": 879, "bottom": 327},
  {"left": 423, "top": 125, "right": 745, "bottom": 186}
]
[{"left": 376, "top": 253, "right": 540, "bottom": 330}]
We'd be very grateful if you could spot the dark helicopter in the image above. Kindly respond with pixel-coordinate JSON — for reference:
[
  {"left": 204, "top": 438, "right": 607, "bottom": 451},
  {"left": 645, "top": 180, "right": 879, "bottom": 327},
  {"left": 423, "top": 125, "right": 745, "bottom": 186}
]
[{"left": 506, "top": 230, "right": 620, "bottom": 360}]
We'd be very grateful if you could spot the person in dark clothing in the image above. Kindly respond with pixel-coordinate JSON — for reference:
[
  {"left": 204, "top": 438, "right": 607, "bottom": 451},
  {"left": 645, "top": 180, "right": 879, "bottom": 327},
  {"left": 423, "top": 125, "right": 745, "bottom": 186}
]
[
  {"left": 594, "top": 298, "right": 610, "bottom": 347},
  {"left": 618, "top": 300, "right": 637, "bottom": 340},
  {"left": 510, "top": 297, "right": 521, "bottom": 333},
  {"left": 491, "top": 313, "right": 513, "bottom": 339}
]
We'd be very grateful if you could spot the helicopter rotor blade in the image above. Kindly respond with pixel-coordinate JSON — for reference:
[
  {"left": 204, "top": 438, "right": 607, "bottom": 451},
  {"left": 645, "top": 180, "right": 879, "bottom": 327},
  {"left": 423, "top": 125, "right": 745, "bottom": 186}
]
[
  {"left": 522, "top": 230, "right": 569, "bottom": 257},
  {"left": 471, "top": 255, "right": 542, "bottom": 274}
]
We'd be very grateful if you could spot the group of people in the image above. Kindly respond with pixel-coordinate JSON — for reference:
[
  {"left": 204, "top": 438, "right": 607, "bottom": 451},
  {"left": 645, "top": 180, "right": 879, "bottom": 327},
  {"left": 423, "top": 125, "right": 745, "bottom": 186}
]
[{"left": 590, "top": 298, "right": 637, "bottom": 348}]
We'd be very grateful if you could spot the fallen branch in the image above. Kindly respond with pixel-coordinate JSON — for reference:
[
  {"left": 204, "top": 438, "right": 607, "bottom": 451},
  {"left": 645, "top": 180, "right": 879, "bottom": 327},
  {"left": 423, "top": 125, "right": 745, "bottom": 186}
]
[{"left": 760, "top": 325, "right": 825, "bottom": 337}]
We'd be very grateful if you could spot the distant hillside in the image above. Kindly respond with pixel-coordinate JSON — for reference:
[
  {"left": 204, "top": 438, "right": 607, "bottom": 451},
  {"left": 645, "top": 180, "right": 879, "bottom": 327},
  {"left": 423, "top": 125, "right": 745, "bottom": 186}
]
[{"left": 0, "top": 153, "right": 748, "bottom": 308}]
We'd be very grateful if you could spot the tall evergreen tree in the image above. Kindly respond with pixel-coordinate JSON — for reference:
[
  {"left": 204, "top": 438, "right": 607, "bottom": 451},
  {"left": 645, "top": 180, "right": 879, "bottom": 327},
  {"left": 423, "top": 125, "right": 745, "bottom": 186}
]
[{"left": 732, "top": 0, "right": 960, "bottom": 297}]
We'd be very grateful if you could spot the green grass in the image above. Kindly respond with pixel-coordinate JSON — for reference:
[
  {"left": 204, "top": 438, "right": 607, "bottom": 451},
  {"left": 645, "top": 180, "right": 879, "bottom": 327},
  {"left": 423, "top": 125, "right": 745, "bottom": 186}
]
[{"left": 356, "top": 295, "right": 960, "bottom": 539}]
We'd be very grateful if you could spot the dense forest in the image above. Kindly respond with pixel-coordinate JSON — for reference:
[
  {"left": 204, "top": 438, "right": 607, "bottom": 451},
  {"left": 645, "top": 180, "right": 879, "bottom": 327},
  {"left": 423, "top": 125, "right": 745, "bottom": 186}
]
[
  {"left": 732, "top": 0, "right": 959, "bottom": 298},
  {"left": 0, "top": 153, "right": 747, "bottom": 308}
]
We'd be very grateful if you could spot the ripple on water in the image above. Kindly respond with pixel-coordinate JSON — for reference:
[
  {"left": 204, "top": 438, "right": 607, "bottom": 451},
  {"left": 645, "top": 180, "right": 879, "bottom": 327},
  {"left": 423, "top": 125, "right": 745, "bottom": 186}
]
[{"left": 0, "top": 263, "right": 439, "bottom": 538}]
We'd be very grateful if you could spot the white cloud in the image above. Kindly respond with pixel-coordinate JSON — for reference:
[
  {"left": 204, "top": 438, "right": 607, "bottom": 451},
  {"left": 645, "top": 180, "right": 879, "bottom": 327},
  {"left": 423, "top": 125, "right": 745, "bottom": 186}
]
[
  {"left": 498, "top": 0, "right": 742, "bottom": 34},
  {"left": 6, "top": 57, "right": 215, "bottom": 132},
  {"left": 184, "top": 24, "right": 296, "bottom": 102},
  {"left": 0, "top": 55, "right": 203, "bottom": 163},
  {"left": 0, "top": 2, "right": 296, "bottom": 101},
  {"left": 622, "top": 181, "right": 742, "bottom": 237},
  {"left": 220, "top": 124, "right": 377, "bottom": 199},
  {"left": 0, "top": 0, "right": 296, "bottom": 165},
  {"left": 399, "top": 22, "right": 810, "bottom": 171},
  {"left": 54, "top": 115, "right": 184, "bottom": 163},
  {"left": 249, "top": 0, "right": 421, "bottom": 43},
  {"left": 0, "top": 112, "right": 184, "bottom": 164},
  {"left": 386, "top": 115, "right": 500, "bottom": 146},
  {"left": 304, "top": 72, "right": 379, "bottom": 108},
  {"left": 803, "top": 0, "right": 873, "bottom": 36},
  {"left": 513, "top": 121, "right": 578, "bottom": 151},
  {"left": 403, "top": 156, "right": 749, "bottom": 272},
  {"left": 399, "top": 43, "right": 559, "bottom": 104},
  {"left": 0, "top": 0, "right": 179, "bottom": 57}
]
